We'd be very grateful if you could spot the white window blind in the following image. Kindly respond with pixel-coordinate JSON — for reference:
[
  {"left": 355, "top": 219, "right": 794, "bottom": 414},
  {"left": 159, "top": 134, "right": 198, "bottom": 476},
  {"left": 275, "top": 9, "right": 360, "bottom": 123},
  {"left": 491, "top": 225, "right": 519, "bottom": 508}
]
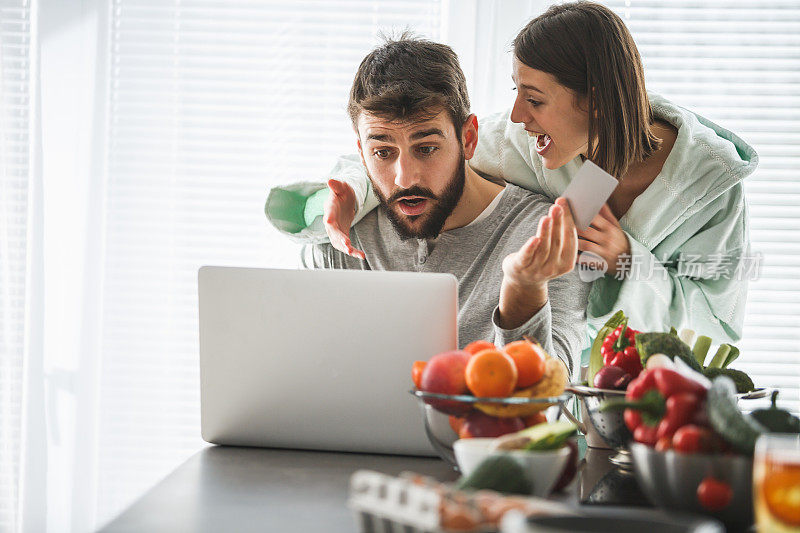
[
  {"left": 0, "top": 1, "right": 30, "bottom": 531},
  {"left": 603, "top": 0, "right": 800, "bottom": 414},
  {"left": 99, "top": 0, "right": 441, "bottom": 525}
]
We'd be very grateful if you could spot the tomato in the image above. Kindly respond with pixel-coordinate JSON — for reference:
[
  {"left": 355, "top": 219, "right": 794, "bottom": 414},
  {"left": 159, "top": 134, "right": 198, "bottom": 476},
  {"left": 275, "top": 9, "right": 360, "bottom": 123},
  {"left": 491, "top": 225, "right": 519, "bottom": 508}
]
[
  {"left": 411, "top": 360, "right": 426, "bottom": 389},
  {"left": 697, "top": 476, "right": 732, "bottom": 511},
  {"left": 672, "top": 425, "right": 724, "bottom": 454}
]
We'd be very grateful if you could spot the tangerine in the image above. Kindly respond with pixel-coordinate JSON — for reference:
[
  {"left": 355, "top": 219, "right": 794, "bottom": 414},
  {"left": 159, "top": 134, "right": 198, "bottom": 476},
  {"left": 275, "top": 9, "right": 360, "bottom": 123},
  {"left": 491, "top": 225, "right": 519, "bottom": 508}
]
[
  {"left": 465, "top": 349, "right": 518, "bottom": 398},
  {"left": 463, "top": 340, "right": 496, "bottom": 356},
  {"left": 503, "top": 340, "right": 546, "bottom": 388},
  {"left": 522, "top": 412, "right": 547, "bottom": 427},
  {"left": 411, "top": 360, "right": 426, "bottom": 389}
]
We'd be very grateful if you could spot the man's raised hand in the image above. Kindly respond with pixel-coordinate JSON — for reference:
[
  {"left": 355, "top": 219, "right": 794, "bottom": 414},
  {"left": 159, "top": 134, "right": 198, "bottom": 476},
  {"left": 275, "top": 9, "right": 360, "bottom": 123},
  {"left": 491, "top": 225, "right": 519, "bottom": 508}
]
[
  {"left": 498, "top": 198, "right": 578, "bottom": 330},
  {"left": 324, "top": 179, "right": 365, "bottom": 260},
  {"left": 502, "top": 197, "right": 578, "bottom": 288}
]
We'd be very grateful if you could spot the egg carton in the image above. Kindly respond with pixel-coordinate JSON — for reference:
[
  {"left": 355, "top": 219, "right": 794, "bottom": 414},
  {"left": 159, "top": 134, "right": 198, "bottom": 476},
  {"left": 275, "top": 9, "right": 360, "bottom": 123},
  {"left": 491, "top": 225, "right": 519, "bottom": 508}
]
[{"left": 347, "top": 470, "right": 572, "bottom": 533}]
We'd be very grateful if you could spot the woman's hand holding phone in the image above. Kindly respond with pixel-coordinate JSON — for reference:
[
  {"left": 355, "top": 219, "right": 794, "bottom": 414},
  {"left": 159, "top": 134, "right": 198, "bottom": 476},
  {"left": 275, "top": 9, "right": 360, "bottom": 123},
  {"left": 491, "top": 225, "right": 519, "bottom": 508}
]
[{"left": 577, "top": 204, "right": 631, "bottom": 276}]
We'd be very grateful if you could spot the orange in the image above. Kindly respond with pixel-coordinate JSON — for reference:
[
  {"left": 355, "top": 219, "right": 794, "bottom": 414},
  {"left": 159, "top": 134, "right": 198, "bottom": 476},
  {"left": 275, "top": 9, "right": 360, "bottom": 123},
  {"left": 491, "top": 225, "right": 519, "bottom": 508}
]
[
  {"left": 764, "top": 465, "right": 800, "bottom": 526},
  {"left": 463, "top": 340, "right": 496, "bottom": 356},
  {"left": 448, "top": 415, "right": 464, "bottom": 435},
  {"left": 465, "top": 349, "right": 518, "bottom": 398},
  {"left": 411, "top": 360, "right": 426, "bottom": 389},
  {"left": 503, "top": 340, "right": 546, "bottom": 388}
]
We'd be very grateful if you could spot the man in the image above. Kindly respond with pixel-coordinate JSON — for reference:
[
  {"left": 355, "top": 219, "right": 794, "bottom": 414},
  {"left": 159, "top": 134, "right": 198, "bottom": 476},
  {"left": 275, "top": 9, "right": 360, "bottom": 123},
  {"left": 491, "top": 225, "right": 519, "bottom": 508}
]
[{"left": 296, "top": 37, "right": 589, "bottom": 375}]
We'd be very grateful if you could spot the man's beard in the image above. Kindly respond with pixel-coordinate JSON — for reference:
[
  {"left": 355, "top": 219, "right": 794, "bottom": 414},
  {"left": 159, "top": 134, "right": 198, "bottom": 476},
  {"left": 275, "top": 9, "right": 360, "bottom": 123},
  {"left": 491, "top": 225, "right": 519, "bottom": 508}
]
[{"left": 371, "top": 157, "right": 466, "bottom": 240}]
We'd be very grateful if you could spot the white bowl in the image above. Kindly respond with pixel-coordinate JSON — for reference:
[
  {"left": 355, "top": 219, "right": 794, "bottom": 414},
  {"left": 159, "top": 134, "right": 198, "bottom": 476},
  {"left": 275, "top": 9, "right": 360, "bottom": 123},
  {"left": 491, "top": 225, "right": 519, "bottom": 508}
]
[{"left": 453, "top": 438, "right": 571, "bottom": 497}]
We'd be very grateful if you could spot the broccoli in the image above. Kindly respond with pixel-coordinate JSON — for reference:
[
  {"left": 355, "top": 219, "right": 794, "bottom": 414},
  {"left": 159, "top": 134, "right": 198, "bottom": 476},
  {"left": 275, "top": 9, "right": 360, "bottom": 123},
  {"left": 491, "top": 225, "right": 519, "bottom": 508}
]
[
  {"left": 702, "top": 368, "right": 755, "bottom": 393},
  {"left": 635, "top": 332, "right": 703, "bottom": 372}
]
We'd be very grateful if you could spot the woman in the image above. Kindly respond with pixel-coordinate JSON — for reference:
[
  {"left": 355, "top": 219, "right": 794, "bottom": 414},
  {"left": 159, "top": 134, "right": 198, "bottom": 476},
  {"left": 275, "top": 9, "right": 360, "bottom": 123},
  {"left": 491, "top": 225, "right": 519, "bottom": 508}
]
[{"left": 266, "top": 2, "right": 756, "bottom": 362}]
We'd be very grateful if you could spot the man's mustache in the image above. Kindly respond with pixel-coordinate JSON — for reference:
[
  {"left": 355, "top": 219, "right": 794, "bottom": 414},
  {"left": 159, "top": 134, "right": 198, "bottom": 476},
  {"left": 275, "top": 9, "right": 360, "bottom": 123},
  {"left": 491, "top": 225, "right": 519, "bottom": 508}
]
[{"left": 387, "top": 186, "right": 437, "bottom": 204}]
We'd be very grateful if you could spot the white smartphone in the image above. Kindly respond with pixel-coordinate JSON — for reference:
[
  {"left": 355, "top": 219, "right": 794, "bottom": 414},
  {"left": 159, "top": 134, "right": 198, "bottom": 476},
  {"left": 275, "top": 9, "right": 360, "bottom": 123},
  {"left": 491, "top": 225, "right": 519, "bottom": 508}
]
[{"left": 562, "top": 160, "right": 619, "bottom": 230}]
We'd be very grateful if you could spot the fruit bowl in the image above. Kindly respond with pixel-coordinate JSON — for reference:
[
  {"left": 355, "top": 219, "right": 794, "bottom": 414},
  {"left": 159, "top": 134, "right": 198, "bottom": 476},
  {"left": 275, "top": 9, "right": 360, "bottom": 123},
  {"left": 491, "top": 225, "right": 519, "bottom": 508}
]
[
  {"left": 409, "top": 389, "right": 571, "bottom": 467},
  {"left": 629, "top": 442, "right": 753, "bottom": 529}
]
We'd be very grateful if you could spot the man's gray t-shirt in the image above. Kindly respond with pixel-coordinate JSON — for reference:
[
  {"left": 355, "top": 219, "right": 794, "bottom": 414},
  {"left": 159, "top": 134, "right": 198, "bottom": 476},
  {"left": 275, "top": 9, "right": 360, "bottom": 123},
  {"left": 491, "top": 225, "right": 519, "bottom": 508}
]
[{"left": 301, "top": 184, "right": 590, "bottom": 376}]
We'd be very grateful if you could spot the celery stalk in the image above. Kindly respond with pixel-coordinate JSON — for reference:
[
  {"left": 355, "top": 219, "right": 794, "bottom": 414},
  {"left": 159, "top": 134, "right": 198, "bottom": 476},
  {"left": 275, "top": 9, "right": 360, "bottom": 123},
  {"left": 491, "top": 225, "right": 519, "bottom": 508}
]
[
  {"left": 692, "top": 335, "right": 712, "bottom": 367},
  {"left": 707, "top": 344, "right": 732, "bottom": 369}
]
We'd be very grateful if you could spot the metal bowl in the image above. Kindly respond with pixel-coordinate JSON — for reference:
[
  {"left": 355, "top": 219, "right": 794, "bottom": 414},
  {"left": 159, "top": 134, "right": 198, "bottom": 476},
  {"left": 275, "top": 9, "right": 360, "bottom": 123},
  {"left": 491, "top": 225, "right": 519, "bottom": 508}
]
[
  {"left": 409, "top": 389, "right": 571, "bottom": 467},
  {"left": 629, "top": 442, "right": 753, "bottom": 530}
]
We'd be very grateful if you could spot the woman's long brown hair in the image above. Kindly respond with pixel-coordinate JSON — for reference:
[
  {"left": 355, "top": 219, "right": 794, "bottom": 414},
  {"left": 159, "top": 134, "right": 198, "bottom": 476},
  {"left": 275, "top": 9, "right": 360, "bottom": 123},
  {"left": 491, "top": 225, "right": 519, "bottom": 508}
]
[{"left": 513, "top": 1, "right": 662, "bottom": 178}]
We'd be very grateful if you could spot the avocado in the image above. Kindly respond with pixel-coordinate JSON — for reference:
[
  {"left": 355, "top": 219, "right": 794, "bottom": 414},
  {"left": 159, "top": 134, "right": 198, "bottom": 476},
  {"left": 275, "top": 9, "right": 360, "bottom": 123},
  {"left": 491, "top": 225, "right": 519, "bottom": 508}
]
[
  {"left": 456, "top": 455, "right": 532, "bottom": 494},
  {"left": 635, "top": 332, "right": 703, "bottom": 372},
  {"left": 702, "top": 367, "right": 755, "bottom": 393}
]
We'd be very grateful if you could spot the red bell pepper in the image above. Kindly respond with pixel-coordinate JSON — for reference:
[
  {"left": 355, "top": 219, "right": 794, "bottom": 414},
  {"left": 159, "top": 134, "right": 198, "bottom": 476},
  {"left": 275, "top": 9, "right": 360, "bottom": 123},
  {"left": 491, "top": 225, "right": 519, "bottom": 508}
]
[
  {"left": 601, "top": 320, "right": 643, "bottom": 379},
  {"left": 604, "top": 368, "right": 707, "bottom": 446}
]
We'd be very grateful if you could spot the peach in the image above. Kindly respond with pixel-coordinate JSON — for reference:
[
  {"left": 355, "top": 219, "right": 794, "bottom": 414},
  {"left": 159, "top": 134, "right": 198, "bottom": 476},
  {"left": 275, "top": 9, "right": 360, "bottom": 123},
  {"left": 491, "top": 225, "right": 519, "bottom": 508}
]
[{"left": 420, "top": 350, "right": 471, "bottom": 415}]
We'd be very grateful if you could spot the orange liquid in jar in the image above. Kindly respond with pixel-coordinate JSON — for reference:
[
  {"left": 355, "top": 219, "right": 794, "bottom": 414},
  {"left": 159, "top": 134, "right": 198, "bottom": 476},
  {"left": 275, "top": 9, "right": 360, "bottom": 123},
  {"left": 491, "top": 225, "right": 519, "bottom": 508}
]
[{"left": 756, "top": 454, "right": 800, "bottom": 532}]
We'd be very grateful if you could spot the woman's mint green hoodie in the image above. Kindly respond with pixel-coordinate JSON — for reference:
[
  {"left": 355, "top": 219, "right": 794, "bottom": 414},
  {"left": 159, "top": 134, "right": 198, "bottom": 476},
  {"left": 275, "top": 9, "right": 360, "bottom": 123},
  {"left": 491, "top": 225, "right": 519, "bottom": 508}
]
[{"left": 265, "top": 93, "right": 758, "bottom": 357}]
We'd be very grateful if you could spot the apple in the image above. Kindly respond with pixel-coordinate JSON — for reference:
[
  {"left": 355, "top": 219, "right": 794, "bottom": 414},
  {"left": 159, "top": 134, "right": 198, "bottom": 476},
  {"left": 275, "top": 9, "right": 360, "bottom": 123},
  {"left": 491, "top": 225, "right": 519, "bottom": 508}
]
[{"left": 458, "top": 411, "right": 524, "bottom": 439}]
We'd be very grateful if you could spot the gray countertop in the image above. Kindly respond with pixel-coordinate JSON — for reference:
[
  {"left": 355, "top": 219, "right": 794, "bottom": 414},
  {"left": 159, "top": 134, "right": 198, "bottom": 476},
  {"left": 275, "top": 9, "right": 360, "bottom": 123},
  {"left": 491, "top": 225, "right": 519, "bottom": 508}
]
[
  {"left": 97, "top": 446, "right": 459, "bottom": 532},
  {"left": 97, "top": 444, "right": 728, "bottom": 533}
]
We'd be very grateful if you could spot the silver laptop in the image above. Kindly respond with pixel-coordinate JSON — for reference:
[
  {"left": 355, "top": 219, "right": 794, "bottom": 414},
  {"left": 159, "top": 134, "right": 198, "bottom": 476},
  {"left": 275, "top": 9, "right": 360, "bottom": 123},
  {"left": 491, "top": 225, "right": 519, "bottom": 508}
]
[{"left": 198, "top": 266, "right": 458, "bottom": 456}]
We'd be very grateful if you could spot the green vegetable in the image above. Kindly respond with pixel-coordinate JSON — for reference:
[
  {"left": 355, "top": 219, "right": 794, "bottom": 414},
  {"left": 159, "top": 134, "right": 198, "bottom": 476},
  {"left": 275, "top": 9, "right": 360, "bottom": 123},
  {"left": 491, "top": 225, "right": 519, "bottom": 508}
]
[
  {"left": 692, "top": 335, "right": 712, "bottom": 367},
  {"left": 635, "top": 332, "right": 703, "bottom": 372},
  {"left": 456, "top": 455, "right": 532, "bottom": 494},
  {"left": 723, "top": 345, "right": 740, "bottom": 368},
  {"left": 707, "top": 376, "right": 766, "bottom": 454},
  {"left": 706, "top": 344, "right": 731, "bottom": 369},
  {"left": 669, "top": 326, "right": 678, "bottom": 336},
  {"left": 702, "top": 367, "right": 755, "bottom": 393},
  {"left": 750, "top": 391, "right": 800, "bottom": 434},
  {"left": 588, "top": 310, "right": 626, "bottom": 386}
]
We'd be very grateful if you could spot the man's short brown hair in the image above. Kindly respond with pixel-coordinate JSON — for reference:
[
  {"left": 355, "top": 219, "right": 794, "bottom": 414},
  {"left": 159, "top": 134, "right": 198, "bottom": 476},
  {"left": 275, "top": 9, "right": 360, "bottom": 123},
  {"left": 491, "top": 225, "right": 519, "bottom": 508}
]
[{"left": 347, "top": 36, "right": 470, "bottom": 132}]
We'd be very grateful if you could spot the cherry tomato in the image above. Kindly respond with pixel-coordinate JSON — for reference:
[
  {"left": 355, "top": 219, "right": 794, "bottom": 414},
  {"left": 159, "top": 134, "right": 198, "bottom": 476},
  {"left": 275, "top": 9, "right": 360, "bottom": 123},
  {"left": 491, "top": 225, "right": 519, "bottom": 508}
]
[
  {"left": 655, "top": 436, "right": 672, "bottom": 452},
  {"left": 411, "top": 360, "right": 426, "bottom": 389},
  {"left": 697, "top": 476, "right": 732, "bottom": 511},
  {"left": 672, "top": 425, "right": 707, "bottom": 453}
]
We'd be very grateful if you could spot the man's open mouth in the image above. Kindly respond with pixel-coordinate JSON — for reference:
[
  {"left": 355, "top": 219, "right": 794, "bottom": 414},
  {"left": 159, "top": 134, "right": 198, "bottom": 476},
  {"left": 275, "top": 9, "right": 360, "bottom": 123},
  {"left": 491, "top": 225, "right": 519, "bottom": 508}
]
[{"left": 397, "top": 196, "right": 430, "bottom": 216}]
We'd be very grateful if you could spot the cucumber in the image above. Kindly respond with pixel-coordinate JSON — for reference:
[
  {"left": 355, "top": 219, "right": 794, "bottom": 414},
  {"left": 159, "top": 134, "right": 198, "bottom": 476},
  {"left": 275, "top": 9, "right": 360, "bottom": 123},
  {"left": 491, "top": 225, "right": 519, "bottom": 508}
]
[
  {"left": 456, "top": 455, "right": 532, "bottom": 494},
  {"left": 707, "top": 377, "right": 766, "bottom": 455}
]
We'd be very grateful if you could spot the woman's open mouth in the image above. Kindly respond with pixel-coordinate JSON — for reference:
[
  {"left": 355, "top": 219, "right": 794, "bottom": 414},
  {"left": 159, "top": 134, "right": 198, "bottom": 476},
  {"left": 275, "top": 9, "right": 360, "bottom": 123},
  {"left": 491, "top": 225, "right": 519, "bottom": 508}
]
[
  {"left": 397, "top": 197, "right": 430, "bottom": 216},
  {"left": 534, "top": 133, "right": 553, "bottom": 155}
]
